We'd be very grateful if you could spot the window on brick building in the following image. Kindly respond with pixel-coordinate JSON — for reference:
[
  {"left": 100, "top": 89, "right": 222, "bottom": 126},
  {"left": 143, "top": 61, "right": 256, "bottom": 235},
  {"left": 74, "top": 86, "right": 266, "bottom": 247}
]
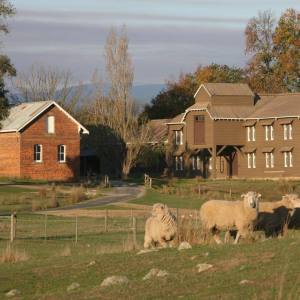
[
  {"left": 58, "top": 145, "right": 66, "bottom": 163},
  {"left": 34, "top": 144, "right": 42, "bottom": 162},
  {"left": 47, "top": 116, "right": 55, "bottom": 134}
]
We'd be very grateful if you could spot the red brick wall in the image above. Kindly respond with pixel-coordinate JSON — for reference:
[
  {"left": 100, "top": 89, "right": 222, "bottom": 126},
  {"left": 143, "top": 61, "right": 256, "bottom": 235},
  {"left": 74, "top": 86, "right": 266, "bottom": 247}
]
[
  {"left": 0, "top": 132, "right": 20, "bottom": 177},
  {"left": 20, "top": 105, "right": 80, "bottom": 181}
]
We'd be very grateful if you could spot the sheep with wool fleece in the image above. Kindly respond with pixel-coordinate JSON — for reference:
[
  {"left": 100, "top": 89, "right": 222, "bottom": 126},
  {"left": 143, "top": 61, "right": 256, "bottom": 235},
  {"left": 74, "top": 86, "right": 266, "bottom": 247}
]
[
  {"left": 200, "top": 191, "right": 261, "bottom": 244},
  {"left": 144, "top": 203, "right": 177, "bottom": 249},
  {"left": 256, "top": 194, "right": 300, "bottom": 237}
]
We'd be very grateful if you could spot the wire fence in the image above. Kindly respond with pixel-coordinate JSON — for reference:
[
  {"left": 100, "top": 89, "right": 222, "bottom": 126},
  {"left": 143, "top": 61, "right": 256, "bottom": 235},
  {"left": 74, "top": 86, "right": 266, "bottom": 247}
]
[{"left": 0, "top": 212, "right": 151, "bottom": 245}]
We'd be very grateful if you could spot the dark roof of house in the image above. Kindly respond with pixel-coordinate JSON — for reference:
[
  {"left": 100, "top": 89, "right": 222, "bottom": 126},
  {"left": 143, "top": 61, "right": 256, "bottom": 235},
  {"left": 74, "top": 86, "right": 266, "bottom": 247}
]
[{"left": 149, "top": 118, "right": 170, "bottom": 143}]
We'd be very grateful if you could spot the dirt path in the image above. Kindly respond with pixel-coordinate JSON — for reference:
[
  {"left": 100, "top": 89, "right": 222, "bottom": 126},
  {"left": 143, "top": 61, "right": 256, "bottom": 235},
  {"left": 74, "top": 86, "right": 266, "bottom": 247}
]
[{"left": 45, "top": 183, "right": 145, "bottom": 212}]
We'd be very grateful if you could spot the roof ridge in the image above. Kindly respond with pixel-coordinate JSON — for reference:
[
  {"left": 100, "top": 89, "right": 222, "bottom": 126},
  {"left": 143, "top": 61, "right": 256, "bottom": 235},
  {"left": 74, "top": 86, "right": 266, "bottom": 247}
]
[{"left": 259, "top": 92, "right": 300, "bottom": 96}]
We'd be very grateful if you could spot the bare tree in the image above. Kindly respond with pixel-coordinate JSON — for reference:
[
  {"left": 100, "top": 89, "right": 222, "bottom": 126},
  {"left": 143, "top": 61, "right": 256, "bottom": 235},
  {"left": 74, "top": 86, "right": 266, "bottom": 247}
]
[
  {"left": 81, "top": 27, "right": 151, "bottom": 178},
  {"left": 13, "top": 64, "right": 83, "bottom": 114}
]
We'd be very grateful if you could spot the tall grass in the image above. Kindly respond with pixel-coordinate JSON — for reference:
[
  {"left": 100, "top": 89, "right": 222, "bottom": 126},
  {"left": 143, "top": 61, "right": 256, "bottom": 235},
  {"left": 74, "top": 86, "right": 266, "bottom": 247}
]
[{"left": 0, "top": 244, "right": 29, "bottom": 263}]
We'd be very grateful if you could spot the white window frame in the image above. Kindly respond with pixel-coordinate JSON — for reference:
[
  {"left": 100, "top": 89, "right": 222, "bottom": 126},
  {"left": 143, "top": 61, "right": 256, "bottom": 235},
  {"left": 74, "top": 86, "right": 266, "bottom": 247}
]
[
  {"left": 34, "top": 144, "right": 43, "bottom": 163},
  {"left": 284, "top": 151, "right": 293, "bottom": 168},
  {"left": 265, "top": 152, "right": 274, "bottom": 168},
  {"left": 247, "top": 152, "right": 256, "bottom": 168},
  {"left": 283, "top": 124, "right": 292, "bottom": 140},
  {"left": 58, "top": 145, "right": 66, "bottom": 163},
  {"left": 175, "top": 130, "right": 183, "bottom": 145},
  {"left": 247, "top": 126, "right": 255, "bottom": 142},
  {"left": 265, "top": 125, "right": 274, "bottom": 141},
  {"left": 47, "top": 116, "right": 55, "bottom": 134}
]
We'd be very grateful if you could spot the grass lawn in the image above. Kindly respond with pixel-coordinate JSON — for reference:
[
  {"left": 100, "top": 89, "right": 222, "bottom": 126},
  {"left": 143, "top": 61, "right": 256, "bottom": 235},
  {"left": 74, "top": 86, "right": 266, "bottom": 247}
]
[
  {"left": 130, "top": 178, "right": 300, "bottom": 209},
  {"left": 0, "top": 184, "right": 104, "bottom": 213},
  {"left": 1, "top": 230, "right": 300, "bottom": 299}
]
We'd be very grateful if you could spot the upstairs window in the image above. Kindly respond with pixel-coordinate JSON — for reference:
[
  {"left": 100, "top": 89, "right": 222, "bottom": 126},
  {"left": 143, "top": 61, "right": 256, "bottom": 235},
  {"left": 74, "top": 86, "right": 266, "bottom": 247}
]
[
  {"left": 58, "top": 145, "right": 66, "bottom": 163},
  {"left": 174, "top": 130, "right": 183, "bottom": 145},
  {"left": 34, "top": 144, "right": 42, "bottom": 162},
  {"left": 265, "top": 125, "right": 274, "bottom": 141},
  {"left": 265, "top": 152, "right": 274, "bottom": 168},
  {"left": 247, "top": 152, "right": 256, "bottom": 168},
  {"left": 284, "top": 151, "right": 293, "bottom": 167},
  {"left": 247, "top": 126, "right": 255, "bottom": 142},
  {"left": 47, "top": 116, "right": 55, "bottom": 134},
  {"left": 283, "top": 124, "right": 292, "bottom": 140},
  {"left": 175, "top": 156, "right": 183, "bottom": 171}
]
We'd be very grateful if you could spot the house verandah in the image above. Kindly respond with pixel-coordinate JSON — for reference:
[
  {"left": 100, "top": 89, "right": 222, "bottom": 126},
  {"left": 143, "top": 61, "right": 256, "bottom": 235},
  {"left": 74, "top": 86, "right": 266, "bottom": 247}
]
[{"left": 171, "top": 144, "right": 242, "bottom": 179}]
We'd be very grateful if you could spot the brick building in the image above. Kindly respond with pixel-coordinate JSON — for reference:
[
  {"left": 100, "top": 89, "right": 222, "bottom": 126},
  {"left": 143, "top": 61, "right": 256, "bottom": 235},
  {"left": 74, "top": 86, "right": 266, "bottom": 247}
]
[
  {"left": 166, "top": 83, "right": 300, "bottom": 179},
  {"left": 0, "top": 101, "right": 89, "bottom": 181}
]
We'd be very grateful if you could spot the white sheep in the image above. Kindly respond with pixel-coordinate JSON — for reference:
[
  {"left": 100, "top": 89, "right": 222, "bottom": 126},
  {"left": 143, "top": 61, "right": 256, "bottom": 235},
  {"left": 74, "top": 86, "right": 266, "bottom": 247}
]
[
  {"left": 144, "top": 203, "right": 177, "bottom": 248},
  {"left": 256, "top": 194, "right": 300, "bottom": 237},
  {"left": 200, "top": 191, "right": 261, "bottom": 244}
]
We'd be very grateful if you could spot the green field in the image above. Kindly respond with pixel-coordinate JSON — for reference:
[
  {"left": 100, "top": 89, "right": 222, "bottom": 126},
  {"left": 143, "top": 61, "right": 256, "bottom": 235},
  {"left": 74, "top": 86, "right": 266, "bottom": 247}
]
[
  {"left": 1, "top": 178, "right": 300, "bottom": 299},
  {"left": 131, "top": 178, "right": 300, "bottom": 209},
  {"left": 1, "top": 231, "right": 300, "bottom": 299}
]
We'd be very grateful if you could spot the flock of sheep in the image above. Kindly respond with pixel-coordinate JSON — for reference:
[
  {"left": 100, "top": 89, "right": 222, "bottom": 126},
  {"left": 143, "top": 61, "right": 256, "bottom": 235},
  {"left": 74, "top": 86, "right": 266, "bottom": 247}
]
[{"left": 144, "top": 192, "right": 300, "bottom": 248}]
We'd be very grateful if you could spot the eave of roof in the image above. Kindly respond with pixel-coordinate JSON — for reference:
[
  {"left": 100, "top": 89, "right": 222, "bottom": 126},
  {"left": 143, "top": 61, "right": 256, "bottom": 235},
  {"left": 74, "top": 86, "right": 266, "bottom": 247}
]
[{"left": 0, "top": 101, "right": 89, "bottom": 134}]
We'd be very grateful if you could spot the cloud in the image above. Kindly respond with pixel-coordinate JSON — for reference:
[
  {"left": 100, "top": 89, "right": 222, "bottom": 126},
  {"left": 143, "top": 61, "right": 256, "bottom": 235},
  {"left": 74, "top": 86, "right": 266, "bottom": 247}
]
[{"left": 4, "top": 9, "right": 247, "bottom": 84}]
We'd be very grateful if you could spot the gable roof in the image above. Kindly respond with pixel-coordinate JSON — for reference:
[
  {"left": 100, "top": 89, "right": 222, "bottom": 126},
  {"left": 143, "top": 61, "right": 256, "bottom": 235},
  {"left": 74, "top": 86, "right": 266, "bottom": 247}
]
[
  {"left": 166, "top": 113, "right": 185, "bottom": 124},
  {"left": 148, "top": 118, "right": 170, "bottom": 143},
  {"left": 248, "top": 93, "right": 300, "bottom": 119},
  {"left": 194, "top": 83, "right": 254, "bottom": 98},
  {"left": 0, "top": 100, "right": 89, "bottom": 134}
]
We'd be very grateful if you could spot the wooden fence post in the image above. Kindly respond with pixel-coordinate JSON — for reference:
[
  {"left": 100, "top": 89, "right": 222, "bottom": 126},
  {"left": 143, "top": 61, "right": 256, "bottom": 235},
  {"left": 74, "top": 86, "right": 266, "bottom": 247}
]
[
  {"left": 105, "top": 209, "right": 108, "bottom": 232},
  {"left": 75, "top": 216, "right": 78, "bottom": 244},
  {"left": 132, "top": 217, "right": 137, "bottom": 249},
  {"left": 44, "top": 213, "right": 48, "bottom": 241},
  {"left": 149, "top": 178, "right": 152, "bottom": 189},
  {"left": 10, "top": 213, "right": 16, "bottom": 243}
]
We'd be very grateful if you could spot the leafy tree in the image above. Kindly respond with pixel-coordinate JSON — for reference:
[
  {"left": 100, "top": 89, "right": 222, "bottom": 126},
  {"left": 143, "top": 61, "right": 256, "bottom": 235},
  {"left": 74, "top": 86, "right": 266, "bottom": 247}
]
[
  {"left": 141, "top": 64, "right": 245, "bottom": 120},
  {"left": 273, "top": 8, "right": 300, "bottom": 92},
  {"left": 0, "top": 0, "right": 16, "bottom": 127},
  {"left": 245, "top": 8, "right": 300, "bottom": 93}
]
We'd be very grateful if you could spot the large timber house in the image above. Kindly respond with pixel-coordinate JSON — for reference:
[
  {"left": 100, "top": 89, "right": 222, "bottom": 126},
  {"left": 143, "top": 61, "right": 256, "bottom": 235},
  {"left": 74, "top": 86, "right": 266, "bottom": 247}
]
[{"left": 166, "top": 83, "right": 300, "bottom": 179}]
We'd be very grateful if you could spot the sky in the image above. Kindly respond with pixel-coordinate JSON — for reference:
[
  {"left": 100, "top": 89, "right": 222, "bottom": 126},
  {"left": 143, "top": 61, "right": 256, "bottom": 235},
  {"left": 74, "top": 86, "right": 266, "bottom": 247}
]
[{"left": 2, "top": 0, "right": 299, "bottom": 85}]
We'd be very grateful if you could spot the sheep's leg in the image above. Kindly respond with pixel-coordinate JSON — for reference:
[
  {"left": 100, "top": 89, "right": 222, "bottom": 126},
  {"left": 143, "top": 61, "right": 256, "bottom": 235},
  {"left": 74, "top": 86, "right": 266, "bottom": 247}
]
[
  {"left": 144, "top": 236, "right": 152, "bottom": 249},
  {"left": 234, "top": 232, "right": 241, "bottom": 244},
  {"left": 224, "top": 231, "right": 230, "bottom": 243},
  {"left": 158, "top": 239, "right": 168, "bottom": 248}
]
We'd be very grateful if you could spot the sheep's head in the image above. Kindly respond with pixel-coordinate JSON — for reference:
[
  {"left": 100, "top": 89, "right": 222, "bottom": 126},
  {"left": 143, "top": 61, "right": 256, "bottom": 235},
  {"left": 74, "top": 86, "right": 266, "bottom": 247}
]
[
  {"left": 152, "top": 203, "right": 169, "bottom": 217},
  {"left": 282, "top": 194, "right": 300, "bottom": 209},
  {"left": 241, "top": 191, "right": 261, "bottom": 209}
]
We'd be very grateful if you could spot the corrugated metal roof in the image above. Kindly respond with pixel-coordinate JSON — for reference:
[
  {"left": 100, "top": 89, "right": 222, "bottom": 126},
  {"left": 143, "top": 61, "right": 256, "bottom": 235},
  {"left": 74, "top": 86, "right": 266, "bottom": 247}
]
[
  {"left": 167, "top": 113, "right": 185, "bottom": 124},
  {"left": 149, "top": 118, "right": 170, "bottom": 143},
  {"left": 0, "top": 101, "right": 53, "bottom": 132},
  {"left": 0, "top": 100, "right": 89, "bottom": 134}
]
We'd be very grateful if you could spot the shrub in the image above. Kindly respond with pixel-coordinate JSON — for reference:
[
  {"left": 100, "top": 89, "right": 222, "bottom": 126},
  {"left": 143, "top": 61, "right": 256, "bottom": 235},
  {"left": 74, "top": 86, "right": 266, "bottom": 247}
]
[
  {"left": 70, "top": 186, "right": 87, "bottom": 204},
  {"left": 0, "top": 244, "right": 29, "bottom": 263}
]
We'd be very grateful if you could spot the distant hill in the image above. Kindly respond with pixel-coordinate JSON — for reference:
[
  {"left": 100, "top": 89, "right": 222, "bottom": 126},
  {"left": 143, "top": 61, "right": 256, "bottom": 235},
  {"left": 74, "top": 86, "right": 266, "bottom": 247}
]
[{"left": 9, "top": 83, "right": 165, "bottom": 107}]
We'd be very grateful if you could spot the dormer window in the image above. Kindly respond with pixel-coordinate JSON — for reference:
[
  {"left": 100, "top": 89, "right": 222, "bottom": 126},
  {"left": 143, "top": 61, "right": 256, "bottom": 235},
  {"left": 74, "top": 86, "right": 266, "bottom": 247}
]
[
  {"left": 47, "top": 116, "right": 55, "bottom": 134},
  {"left": 247, "top": 126, "right": 255, "bottom": 142},
  {"left": 174, "top": 130, "right": 183, "bottom": 145}
]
